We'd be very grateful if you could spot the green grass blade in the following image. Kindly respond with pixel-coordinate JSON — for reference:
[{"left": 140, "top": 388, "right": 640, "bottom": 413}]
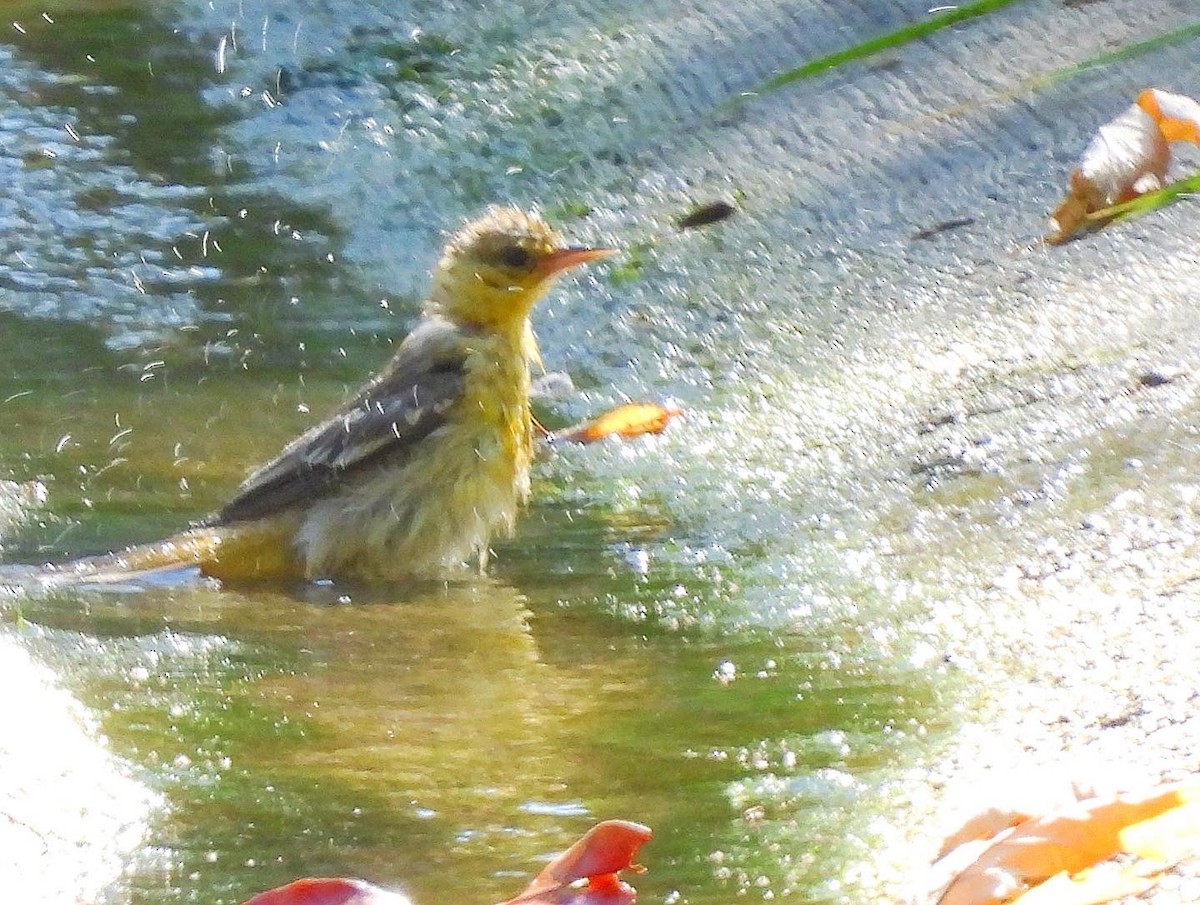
[
  {"left": 1088, "top": 171, "right": 1200, "bottom": 225},
  {"left": 728, "top": 0, "right": 1023, "bottom": 107}
]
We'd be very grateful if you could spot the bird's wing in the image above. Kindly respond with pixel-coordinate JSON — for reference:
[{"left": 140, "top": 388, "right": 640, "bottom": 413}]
[{"left": 209, "top": 318, "right": 472, "bottom": 526}]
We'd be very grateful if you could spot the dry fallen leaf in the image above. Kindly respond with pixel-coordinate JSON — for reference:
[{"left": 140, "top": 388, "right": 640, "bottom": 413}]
[
  {"left": 932, "top": 779, "right": 1200, "bottom": 905},
  {"left": 554, "top": 402, "right": 683, "bottom": 445},
  {"left": 1048, "top": 88, "right": 1200, "bottom": 244},
  {"left": 935, "top": 807, "right": 1035, "bottom": 862}
]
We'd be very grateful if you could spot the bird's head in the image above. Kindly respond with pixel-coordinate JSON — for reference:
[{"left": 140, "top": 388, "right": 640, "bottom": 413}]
[{"left": 429, "top": 207, "right": 614, "bottom": 330}]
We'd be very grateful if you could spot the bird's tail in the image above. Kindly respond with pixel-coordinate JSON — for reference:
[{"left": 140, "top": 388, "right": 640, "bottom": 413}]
[
  {"left": 27, "top": 529, "right": 225, "bottom": 588},
  {"left": 14, "top": 523, "right": 302, "bottom": 589}
]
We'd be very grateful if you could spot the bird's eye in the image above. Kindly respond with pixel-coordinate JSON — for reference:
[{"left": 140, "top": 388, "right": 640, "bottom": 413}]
[{"left": 498, "top": 246, "right": 534, "bottom": 269}]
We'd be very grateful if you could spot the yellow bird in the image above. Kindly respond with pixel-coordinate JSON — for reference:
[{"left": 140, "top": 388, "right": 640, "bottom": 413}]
[{"left": 63, "top": 207, "right": 613, "bottom": 584}]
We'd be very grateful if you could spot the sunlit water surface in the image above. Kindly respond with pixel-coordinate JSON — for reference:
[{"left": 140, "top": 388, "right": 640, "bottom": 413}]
[
  {"left": 7, "top": 0, "right": 1191, "bottom": 902},
  {"left": 2, "top": 288, "right": 947, "bottom": 902}
]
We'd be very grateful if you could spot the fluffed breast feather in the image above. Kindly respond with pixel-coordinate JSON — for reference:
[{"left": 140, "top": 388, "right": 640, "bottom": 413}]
[{"left": 207, "top": 318, "right": 479, "bottom": 527}]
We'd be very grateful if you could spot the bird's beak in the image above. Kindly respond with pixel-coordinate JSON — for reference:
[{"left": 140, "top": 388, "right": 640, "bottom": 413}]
[{"left": 537, "top": 245, "right": 617, "bottom": 278}]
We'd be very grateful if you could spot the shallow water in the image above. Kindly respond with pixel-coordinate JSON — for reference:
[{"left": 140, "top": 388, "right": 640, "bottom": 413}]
[
  {"left": 15, "top": 576, "right": 941, "bottom": 905},
  {"left": 3, "top": 0, "right": 1199, "bottom": 903},
  {"left": 3, "top": 280, "right": 946, "bottom": 903},
  {"left": 0, "top": 2, "right": 946, "bottom": 901}
]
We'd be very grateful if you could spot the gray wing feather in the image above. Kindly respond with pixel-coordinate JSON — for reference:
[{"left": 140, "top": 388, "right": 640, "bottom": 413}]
[{"left": 208, "top": 318, "right": 472, "bottom": 526}]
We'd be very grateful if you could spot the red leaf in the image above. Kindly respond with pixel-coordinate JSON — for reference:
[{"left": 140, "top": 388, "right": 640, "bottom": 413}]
[
  {"left": 241, "top": 877, "right": 410, "bottom": 905},
  {"left": 502, "top": 820, "right": 653, "bottom": 905}
]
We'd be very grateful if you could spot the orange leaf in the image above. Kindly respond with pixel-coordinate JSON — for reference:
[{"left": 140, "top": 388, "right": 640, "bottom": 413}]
[
  {"left": 1048, "top": 93, "right": 1170, "bottom": 243},
  {"left": 555, "top": 403, "right": 682, "bottom": 445},
  {"left": 936, "top": 807, "right": 1035, "bottom": 861},
  {"left": 1009, "top": 865, "right": 1157, "bottom": 905},
  {"left": 1136, "top": 88, "right": 1200, "bottom": 146},
  {"left": 1047, "top": 87, "right": 1200, "bottom": 243},
  {"left": 937, "top": 780, "right": 1200, "bottom": 905},
  {"left": 1118, "top": 784, "right": 1200, "bottom": 862}
]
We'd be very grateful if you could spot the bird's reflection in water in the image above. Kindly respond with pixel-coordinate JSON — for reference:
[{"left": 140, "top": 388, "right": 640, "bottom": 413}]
[
  {"left": 177, "top": 578, "right": 624, "bottom": 900},
  {"left": 2, "top": 570, "right": 654, "bottom": 904},
  {"left": 251, "top": 579, "right": 577, "bottom": 800}
]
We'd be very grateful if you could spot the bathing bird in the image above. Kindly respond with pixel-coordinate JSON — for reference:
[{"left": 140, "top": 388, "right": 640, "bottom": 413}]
[{"left": 64, "top": 207, "right": 613, "bottom": 584}]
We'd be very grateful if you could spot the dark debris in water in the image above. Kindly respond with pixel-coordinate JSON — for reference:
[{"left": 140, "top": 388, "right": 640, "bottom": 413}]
[
  {"left": 909, "top": 216, "right": 976, "bottom": 241},
  {"left": 1137, "top": 367, "right": 1183, "bottom": 388},
  {"left": 676, "top": 199, "right": 738, "bottom": 230}
]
